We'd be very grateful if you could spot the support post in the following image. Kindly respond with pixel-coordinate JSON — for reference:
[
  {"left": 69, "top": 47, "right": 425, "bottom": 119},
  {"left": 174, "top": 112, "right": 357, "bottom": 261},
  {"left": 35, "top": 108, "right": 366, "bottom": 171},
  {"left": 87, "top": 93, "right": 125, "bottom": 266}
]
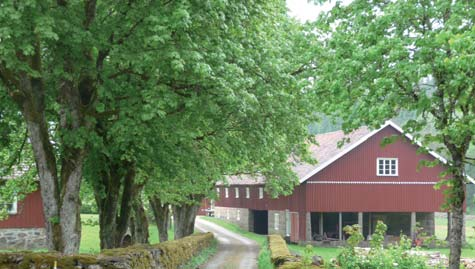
[
  {"left": 285, "top": 210, "right": 290, "bottom": 237},
  {"left": 338, "top": 212, "right": 342, "bottom": 240},
  {"left": 368, "top": 212, "right": 372, "bottom": 237},
  {"left": 319, "top": 212, "right": 323, "bottom": 236},
  {"left": 410, "top": 212, "right": 416, "bottom": 238},
  {"left": 358, "top": 212, "right": 363, "bottom": 232}
]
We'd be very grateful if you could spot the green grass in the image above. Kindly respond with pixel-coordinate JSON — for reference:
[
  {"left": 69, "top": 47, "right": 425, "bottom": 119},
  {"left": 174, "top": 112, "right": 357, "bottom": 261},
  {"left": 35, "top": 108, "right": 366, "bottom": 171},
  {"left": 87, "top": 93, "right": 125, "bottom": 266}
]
[
  {"left": 182, "top": 239, "right": 218, "bottom": 269},
  {"left": 80, "top": 214, "right": 173, "bottom": 253}
]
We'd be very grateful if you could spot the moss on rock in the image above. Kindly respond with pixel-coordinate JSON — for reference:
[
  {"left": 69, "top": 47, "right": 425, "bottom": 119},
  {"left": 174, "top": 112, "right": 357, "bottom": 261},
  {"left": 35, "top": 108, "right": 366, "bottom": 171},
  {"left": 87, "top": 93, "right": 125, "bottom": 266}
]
[{"left": 0, "top": 232, "right": 214, "bottom": 269}]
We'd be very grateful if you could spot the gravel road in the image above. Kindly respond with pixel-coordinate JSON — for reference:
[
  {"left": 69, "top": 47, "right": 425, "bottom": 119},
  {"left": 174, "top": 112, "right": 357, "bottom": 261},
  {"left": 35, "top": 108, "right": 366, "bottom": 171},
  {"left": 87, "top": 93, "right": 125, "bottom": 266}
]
[{"left": 195, "top": 217, "right": 259, "bottom": 269}]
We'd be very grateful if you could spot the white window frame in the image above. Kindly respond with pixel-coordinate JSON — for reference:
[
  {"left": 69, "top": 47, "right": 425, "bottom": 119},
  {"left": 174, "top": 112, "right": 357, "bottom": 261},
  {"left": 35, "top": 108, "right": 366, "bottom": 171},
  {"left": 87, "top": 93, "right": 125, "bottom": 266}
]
[
  {"left": 274, "top": 213, "right": 279, "bottom": 230},
  {"left": 235, "top": 187, "right": 239, "bottom": 198},
  {"left": 237, "top": 209, "right": 241, "bottom": 221},
  {"left": 245, "top": 187, "right": 250, "bottom": 199},
  {"left": 259, "top": 187, "right": 264, "bottom": 199},
  {"left": 225, "top": 187, "right": 229, "bottom": 198},
  {"left": 226, "top": 209, "right": 230, "bottom": 220},
  {"left": 216, "top": 187, "right": 220, "bottom": 196},
  {"left": 377, "top": 158, "right": 398, "bottom": 176},
  {"left": 5, "top": 196, "right": 17, "bottom": 215}
]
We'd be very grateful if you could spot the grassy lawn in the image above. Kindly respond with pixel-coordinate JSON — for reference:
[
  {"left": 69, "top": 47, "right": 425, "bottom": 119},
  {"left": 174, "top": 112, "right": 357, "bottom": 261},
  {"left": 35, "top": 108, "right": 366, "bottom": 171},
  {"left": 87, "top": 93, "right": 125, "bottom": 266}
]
[{"left": 80, "top": 214, "right": 173, "bottom": 253}]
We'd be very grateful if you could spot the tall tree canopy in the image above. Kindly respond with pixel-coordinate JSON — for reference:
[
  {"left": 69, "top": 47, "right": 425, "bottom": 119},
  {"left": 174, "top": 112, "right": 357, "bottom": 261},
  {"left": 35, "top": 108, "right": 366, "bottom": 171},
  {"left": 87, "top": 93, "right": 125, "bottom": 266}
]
[
  {"left": 313, "top": 1, "right": 475, "bottom": 267},
  {"left": 1, "top": 0, "right": 316, "bottom": 253}
]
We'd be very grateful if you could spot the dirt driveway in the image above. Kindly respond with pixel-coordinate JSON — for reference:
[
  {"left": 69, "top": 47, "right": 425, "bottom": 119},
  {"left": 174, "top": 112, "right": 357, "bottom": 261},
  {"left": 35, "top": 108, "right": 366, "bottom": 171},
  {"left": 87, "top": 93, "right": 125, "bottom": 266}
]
[{"left": 195, "top": 217, "right": 259, "bottom": 269}]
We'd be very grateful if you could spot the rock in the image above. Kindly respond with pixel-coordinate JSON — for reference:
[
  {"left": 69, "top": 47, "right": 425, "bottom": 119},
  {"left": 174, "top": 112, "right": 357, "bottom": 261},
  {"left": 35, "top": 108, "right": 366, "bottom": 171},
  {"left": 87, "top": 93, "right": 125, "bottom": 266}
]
[{"left": 312, "top": 255, "right": 324, "bottom": 266}]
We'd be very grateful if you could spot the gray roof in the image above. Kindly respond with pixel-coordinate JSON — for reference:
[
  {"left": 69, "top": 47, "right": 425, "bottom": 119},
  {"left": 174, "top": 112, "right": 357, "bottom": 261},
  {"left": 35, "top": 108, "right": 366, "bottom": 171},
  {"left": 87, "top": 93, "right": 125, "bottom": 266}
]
[{"left": 220, "top": 126, "right": 372, "bottom": 186}]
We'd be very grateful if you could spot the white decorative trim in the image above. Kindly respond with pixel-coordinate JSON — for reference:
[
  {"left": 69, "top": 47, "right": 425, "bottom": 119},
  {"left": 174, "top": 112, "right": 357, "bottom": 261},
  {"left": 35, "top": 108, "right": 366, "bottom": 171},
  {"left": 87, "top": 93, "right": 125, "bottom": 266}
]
[
  {"left": 307, "top": 180, "right": 438, "bottom": 185},
  {"left": 300, "top": 120, "right": 475, "bottom": 184}
]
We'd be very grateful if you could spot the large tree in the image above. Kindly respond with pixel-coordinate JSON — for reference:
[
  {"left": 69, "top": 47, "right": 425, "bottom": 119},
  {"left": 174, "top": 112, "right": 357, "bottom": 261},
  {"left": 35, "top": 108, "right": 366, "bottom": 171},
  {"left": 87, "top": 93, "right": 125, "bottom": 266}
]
[
  {"left": 0, "top": 0, "right": 315, "bottom": 251},
  {"left": 313, "top": 1, "right": 475, "bottom": 267}
]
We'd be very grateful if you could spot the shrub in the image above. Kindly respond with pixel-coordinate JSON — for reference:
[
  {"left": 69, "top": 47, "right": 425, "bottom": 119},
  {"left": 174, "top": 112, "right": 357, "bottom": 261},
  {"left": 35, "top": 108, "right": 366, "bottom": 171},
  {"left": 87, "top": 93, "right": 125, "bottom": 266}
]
[{"left": 337, "top": 221, "right": 429, "bottom": 269}]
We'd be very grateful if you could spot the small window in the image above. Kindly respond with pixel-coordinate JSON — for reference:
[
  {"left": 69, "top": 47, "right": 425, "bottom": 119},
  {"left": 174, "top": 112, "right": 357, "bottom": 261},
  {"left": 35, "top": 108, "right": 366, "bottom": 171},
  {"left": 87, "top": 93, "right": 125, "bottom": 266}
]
[
  {"left": 235, "top": 187, "right": 239, "bottom": 198},
  {"left": 226, "top": 209, "right": 230, "bottom": 220},
  {"left": 377, "top": 158, "right": 398, "bottom": 176},
  {"left": 216, "top": 188, "right": 220, "bottom": 196},
  {"left": 274, "top": 213, "right": 279, "bottom": 230},
  {"left": 225, "top": 188, "right": 229, "bottom": 198},
  {"left": 245, "top": 187, "right": 250, "bottom": 199},
  {"left": 3, "top": 197, "right": 17, "bottom": 215},
  {"left": 259, "top": 187, "right": 264, "bottom": 199},
  {"left": 237, "top": 209, "right": 241, "bottom": 221}
]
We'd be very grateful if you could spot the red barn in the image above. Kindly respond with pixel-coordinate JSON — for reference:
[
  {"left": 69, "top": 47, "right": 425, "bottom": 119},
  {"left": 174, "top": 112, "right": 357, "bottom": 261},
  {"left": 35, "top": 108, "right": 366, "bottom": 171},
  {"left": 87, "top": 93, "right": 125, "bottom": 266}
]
[
  {"left": 0, "top": 188, "right": 46, "bottom": 249},
  {"left": 213, "top": 121, "right": 474, "bottom": 244}
]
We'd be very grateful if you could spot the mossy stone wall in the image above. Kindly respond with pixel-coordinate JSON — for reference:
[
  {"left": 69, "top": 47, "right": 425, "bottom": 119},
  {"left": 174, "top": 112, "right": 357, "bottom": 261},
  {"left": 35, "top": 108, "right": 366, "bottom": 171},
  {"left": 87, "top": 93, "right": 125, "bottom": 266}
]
[{"left": 0, "top": 232, "right": 213, "bottom": 269}]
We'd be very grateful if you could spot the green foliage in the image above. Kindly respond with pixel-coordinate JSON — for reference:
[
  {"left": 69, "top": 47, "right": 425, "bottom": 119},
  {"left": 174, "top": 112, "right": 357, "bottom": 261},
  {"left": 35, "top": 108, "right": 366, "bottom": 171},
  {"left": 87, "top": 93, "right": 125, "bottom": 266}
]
[
  {"left": 258, "top": 241, "right": 275, "bottom": 269},
  {"left": 337, "top": 221, "right": 430, "bottom": 269},
  {"left": 301, "top": 245, "right": 314, "bottom": 269},
  {"left": 313, "top": 1, "right": 475, "bottom": 265},
  {"left": 181, "top": 239, "right": 217, "bottom": 269}
]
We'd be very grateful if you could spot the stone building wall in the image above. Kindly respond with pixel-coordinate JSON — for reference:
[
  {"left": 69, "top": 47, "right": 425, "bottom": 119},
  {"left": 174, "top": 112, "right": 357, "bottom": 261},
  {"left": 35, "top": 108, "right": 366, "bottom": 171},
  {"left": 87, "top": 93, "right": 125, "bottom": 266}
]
[
  {"left": 416, "top": 212, "right": 435, "bottom": 236},
  {"left": 0, "top": 228, "right": 46, "bottom": 249},
  {"left": 214, "top": 206, "right": 250, "bottom": 230},
  {"left": 267, "top": 210, "right": 287, "bottom": 237}
]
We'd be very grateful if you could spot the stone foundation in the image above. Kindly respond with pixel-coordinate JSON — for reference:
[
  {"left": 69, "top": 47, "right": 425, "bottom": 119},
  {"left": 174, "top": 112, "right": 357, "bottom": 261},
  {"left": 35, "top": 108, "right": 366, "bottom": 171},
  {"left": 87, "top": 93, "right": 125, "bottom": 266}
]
[
  {"left": 214, "top": 206, "right": 250, "bottom": 230},
  {"left": 416, "top": 212, "right": 435, "bottom": 236},
  {"left": 268, "top": 210, "right": 286, "bottom": 237},
  {"left": 0, "top": 228, "right": 46, "bottom": 249}
]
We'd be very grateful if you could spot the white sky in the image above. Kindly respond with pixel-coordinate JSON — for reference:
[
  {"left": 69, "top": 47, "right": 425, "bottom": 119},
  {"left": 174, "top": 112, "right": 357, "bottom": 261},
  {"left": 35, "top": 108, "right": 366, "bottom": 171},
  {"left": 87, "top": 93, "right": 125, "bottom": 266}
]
[{"left": 287, "top": 0, "right": 352, "bottom": 22}]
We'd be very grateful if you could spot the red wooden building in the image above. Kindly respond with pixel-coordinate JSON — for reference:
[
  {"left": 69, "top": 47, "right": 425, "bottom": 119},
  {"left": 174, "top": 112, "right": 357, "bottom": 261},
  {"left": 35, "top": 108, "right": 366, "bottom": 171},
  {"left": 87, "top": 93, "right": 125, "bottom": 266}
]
[
  {"left": 213, "top": 121, "right": 474, "bottom": 243},
  {"left": 0, "top": 188, "right": 46, "bottom": 249}
]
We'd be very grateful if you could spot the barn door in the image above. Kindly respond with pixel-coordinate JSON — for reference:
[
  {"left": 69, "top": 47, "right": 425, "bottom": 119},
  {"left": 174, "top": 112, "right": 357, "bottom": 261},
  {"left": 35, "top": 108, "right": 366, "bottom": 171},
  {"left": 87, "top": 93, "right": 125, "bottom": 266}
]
[{"left": 290, "top": 212, "right": 299, "bottom": 243}]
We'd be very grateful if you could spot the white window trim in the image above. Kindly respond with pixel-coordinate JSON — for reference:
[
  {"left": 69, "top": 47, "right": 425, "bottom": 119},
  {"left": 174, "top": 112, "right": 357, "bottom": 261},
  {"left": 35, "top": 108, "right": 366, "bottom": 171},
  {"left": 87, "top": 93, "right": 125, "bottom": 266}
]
[
  {"left": 245, "top": 187, "right": 250, "bottom": 199},
  {"left": 235, "top": 187, "right": 239, "bottom": 198},
  {"left": 274, "top": 213, "right": 279, "bottom": 230},
  {"left": 225, "top": 188, "right": 229, "bottom": 198},
  {"left": 259, "top": 187, "right": 264, "bottom": 199},
  {"left": 377, "top": 158, "right": 398, "bottom": 176},
  {"left": 216, "top": 187, "right": 220, "bottom": 196}
]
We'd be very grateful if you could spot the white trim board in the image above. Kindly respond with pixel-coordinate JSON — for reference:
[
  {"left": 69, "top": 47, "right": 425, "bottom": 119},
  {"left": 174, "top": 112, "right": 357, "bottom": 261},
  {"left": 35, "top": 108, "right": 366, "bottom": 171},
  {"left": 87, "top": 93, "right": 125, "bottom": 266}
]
[
  {"left": 307, "top": 180, "right": 438, "bottom": 185},
  {"left": 301, "top": 120, "right": 475, "bottom": 185}
]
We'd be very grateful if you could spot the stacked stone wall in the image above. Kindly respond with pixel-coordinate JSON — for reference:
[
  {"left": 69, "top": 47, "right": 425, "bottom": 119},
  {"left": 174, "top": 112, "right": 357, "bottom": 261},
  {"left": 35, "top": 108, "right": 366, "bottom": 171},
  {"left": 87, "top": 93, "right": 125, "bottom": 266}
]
[
  {"left": 0, "top": 228, "right": 46, "bottom": 249},
  {"left": 268, "top": 210, "right": 287, "bottom": 237}
]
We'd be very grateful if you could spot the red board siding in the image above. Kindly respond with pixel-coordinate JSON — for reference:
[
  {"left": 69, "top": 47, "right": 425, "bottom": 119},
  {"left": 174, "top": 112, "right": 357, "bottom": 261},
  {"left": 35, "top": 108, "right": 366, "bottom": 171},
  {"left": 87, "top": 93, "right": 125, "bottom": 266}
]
[
  {"left": 306, "top": 184, "right": 444, "bottom": 212},
  {"left": 306, "top": 126, "right": 446, "bottom": 212},
  {"left": 0, "top": 190, "right": 45, "bottom": 228}
]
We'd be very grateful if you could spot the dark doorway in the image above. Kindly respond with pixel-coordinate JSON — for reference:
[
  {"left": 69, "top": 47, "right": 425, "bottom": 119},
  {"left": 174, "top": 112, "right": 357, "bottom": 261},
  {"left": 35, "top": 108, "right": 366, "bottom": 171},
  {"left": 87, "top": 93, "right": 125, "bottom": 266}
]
[{"left": 253, "top": 210, "right": 268, "bottom": 235}]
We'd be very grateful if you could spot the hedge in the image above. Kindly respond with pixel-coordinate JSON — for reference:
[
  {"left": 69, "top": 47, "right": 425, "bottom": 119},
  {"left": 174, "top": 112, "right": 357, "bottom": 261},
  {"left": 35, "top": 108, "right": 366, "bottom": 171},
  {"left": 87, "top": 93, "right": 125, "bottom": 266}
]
[{"left": 0, "top": 232, "right": 214, "bottom": 269}]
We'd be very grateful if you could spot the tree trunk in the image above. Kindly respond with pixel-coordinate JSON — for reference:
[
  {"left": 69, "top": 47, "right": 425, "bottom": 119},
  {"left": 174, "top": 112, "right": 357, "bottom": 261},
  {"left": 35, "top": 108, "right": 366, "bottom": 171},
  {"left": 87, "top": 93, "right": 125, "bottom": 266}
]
[
  {"left": 446, "top": 212, "right": 451, "bottom": 241},
  {"left": 25, "top": 118, "right": 62, "bottom": 251},
  {"left": 149, "top": 197, "right": 170, "bottom": 242},
  {"left": 173, "top": 203, "right": 200, "bottom": 239},
  {"left": 93, "top": 160, "right": 142, "bottom": 249},
  {"left": 59, "top": 159, "right": 84, "bottom": 254},
  {"left": 131, "top": 198, "right": 149, "bottom": 244},
  {"left": 448, "top": 174, "right": 466, "bottom": 269},
  {"left": 94, "top": 166, "right": 121, "bottom": 249}
]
